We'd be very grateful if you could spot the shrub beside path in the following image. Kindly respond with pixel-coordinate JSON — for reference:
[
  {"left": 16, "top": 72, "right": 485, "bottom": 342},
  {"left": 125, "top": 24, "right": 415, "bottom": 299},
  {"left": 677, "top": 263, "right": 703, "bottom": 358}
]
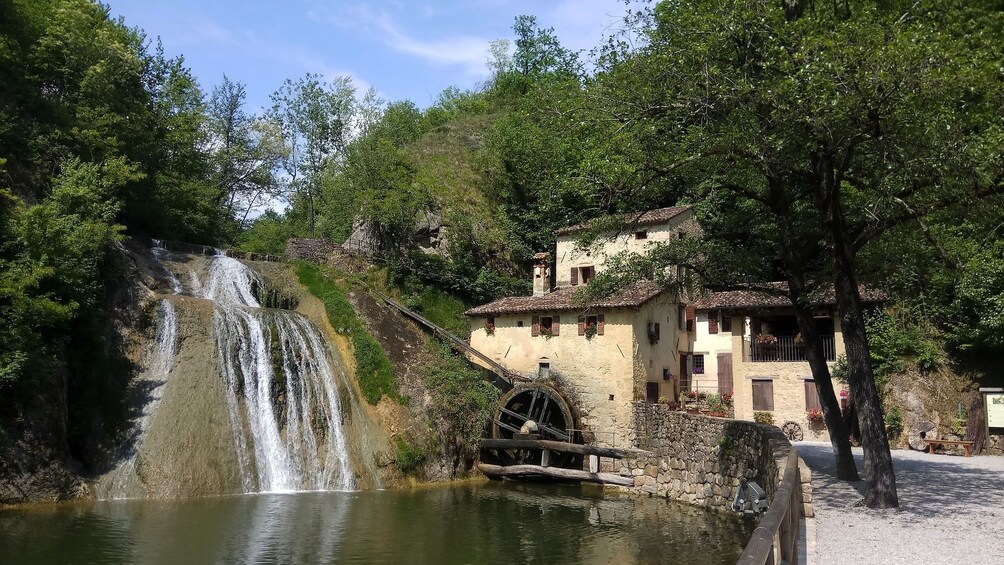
[{"left": 798, "top": 442, "right": 1004, "bottom": 565}]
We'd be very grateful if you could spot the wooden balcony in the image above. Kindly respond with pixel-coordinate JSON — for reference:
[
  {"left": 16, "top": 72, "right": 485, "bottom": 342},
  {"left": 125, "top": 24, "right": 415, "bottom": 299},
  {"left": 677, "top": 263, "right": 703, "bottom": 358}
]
[{"left": 743, "top": 335, "right": 836, "bottom": 363}]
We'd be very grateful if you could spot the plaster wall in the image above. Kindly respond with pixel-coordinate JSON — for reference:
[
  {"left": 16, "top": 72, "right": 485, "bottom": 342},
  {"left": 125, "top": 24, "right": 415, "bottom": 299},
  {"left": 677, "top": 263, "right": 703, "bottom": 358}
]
[
  {"left": 631, "top": 296, "right": 682, "bottom": 405},
  {"left": 731, "top": 329, "right": 850, "bottom": 442},
  {"left": 469, "top": 310, "right": 638, "bottom": 446},
  {"left": 688, "top": 312, "right": 745, "bottom": 393},
  {"left": 553, "top": 211, "right": 700, "bottom": 288}
]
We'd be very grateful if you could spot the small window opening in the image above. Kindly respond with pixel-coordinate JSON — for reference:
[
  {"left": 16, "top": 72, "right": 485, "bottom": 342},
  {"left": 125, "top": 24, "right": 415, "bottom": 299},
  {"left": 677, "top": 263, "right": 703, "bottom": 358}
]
[{"left": 635, "top": 231, "right": 648, "bottom": 240}]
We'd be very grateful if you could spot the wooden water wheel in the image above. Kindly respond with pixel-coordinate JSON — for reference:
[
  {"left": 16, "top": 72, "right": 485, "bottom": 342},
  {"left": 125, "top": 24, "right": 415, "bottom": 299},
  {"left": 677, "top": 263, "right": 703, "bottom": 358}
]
[
  {"left": 489, "top": 383, "right": 577, "bottom": 467},
  {"left": 781, "top": 421, "right": 803, "bottom": 442}
]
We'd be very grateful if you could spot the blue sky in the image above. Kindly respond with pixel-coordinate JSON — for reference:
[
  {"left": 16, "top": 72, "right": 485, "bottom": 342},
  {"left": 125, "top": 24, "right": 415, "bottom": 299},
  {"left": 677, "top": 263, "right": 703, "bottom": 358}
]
[{"left": 105, "top": 0, "right": 633, "bottom": 113}]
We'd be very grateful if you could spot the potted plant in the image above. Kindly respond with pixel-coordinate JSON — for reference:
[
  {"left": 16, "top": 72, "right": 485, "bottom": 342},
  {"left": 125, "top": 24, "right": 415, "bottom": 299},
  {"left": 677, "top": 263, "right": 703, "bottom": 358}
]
[
  {"left": 584, "top": 321, "right": 597, "bottom": 339},
  {"left": 484, "top": 320, "right": 496, "bottom": 336},
  {"left": 807, "top": 409, "right": 825, "bottom": 424},
  {"left": 754, "top": 411, "right": 774, "bottom": 425}
]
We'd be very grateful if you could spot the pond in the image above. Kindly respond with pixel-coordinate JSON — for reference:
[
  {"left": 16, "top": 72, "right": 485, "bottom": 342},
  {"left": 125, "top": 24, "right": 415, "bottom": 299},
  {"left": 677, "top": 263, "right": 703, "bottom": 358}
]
[{"left": 1, "top": 482, "right": 754, "bottom": 564}]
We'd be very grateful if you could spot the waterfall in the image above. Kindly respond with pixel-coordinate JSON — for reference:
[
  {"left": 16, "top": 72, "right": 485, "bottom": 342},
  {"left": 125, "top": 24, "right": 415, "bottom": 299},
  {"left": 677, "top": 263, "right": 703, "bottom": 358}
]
[
  {"left": 102, "top": 288, "right": 179, "bottom": 499},
  {"left": 203, "top": 254, "right": 354, "bottom": 492}
]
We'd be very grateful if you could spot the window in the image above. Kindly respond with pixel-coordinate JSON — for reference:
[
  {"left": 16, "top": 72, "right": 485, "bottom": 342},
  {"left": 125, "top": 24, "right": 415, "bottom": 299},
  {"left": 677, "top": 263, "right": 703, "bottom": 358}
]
[
  {"left": 752, "top": 380, "right": 774, "bottom": 411},
  {"left": 635, "top": 230, "right": 648, "bottom": 240},
  {"left": 578, "top": 314, "right": 604, "bottom": 336},
  {"left": 571, "top": 266, "right": 594, "bottom": 286},
  {"left": 804, "top": 380, "right": 822, "bottom": 412},
  {"left": 648, "top": 322, "right": 661, "bottom": 344},
  {"left": 708, "top": 312, "right": 719, "bottom": 334},
  {"left": 517, "top": 320, "right": 524, "bottom": 328},
  {"left": 693, "top": 354, "right": 705, "bottom": 374},
  {"left": 685, "top": 307, "right": 695, "bottom": 332},
  {"left": 532, "top": 315, "right": 559, "bottom": 337},
  {"left": 539, "top": 362, "right": 550, "bottom": 379},
  {"left": 721, "top": 314, "right": 732, "bottom": 333}
]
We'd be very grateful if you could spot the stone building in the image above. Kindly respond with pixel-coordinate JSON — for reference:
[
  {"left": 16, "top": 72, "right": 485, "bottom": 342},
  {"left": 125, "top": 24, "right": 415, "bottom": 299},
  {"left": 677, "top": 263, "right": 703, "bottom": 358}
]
[
  {"left": 466, "top": 206, "right": 699, "bottom": 447},
  {"left": 466, "top": 205, "right": 883, "bottom": 445},
  {"left": 688, "top": 286, "right": 884, "bottom": 440}
]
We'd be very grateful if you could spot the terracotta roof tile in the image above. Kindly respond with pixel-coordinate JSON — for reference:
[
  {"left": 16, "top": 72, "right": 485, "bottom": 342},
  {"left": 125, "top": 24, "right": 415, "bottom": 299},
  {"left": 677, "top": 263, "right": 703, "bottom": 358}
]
[
  {"left": 554, "top": 206, "right": 692, "bottom": 236},
  {"left": 465, "top": 280, "right": 665, "bottom": 316},
  {"left": 690, "top": 283, "right": 887, "bottom": 310}
]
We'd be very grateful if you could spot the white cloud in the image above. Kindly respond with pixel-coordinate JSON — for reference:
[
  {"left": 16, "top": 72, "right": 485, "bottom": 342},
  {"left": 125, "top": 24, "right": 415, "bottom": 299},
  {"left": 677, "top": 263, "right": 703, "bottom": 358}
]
[{"left": 317, "top": 3, "right": 492, "bottom": 77}]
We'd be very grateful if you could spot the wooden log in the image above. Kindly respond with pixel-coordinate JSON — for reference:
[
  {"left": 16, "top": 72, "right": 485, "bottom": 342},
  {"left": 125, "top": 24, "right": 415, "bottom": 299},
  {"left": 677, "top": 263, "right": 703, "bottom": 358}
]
[
  {"left": 479, "top": 439, "right": 649, "bottom": 459},
  {"left": 477, "top": 463, "right": 634, "bottom": 487}
]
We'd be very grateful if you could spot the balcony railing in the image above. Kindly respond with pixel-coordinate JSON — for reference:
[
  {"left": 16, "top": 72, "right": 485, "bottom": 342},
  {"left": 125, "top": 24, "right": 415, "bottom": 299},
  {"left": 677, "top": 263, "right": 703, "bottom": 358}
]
[{"left": 743, "top": 335, "right": 836, "bottom": 363}]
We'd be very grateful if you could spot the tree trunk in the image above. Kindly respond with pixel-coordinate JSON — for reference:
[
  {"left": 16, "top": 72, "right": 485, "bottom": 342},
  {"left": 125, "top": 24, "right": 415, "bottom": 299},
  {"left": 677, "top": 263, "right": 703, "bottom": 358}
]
[
  {"left": 773, "top": 174, "right": 859, "bottom": 481},
  {"left": 816, "top": 151, "right": 898, "bottom": 508},
  {"left": 787, "top": 276, "right": 860, "bottom": 481}
]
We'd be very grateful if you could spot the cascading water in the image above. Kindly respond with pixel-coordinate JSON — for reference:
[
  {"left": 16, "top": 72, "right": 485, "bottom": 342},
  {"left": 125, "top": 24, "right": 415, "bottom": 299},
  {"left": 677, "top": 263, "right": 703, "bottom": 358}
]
[
  {"left": 99, "top": 244, "right": 360, "bottom": 499},
  {"left": 101, "top": 245, "right": 180, "bottom": 499},
  {"left": 203, "top": 254, "right": 354, "bottom": 492}
]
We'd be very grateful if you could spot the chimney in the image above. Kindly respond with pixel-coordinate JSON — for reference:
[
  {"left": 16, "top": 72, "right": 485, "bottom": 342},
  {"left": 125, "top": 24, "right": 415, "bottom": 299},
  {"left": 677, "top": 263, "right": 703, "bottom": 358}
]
[{"left": 532, "top": 252, "right": 551, "bottom": 297}]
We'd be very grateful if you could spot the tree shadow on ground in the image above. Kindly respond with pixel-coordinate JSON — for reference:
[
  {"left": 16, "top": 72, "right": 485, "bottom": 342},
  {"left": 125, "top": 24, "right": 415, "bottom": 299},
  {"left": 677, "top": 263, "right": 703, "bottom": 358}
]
[{"left": 798, "top": 442, "right": 1004, "bottom": 521}]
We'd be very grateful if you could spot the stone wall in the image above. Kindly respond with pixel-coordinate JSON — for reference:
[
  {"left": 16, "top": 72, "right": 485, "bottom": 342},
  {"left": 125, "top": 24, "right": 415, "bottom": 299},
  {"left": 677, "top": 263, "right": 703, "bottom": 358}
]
[
  {"left": 615, "top": 403, "right": 811, "bottom": 515},
  {"left": 284, "top": 238, "right": 339, "bottom": 263}
]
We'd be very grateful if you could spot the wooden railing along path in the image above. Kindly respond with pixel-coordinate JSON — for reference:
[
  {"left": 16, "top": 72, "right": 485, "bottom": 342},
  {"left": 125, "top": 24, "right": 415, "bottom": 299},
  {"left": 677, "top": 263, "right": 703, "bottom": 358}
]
[
  {"left": 737, "top": 447, "right": 803, "bottom": 565},
  {"left": 372, "top": 290, "right": 528, "bottom": 388}
]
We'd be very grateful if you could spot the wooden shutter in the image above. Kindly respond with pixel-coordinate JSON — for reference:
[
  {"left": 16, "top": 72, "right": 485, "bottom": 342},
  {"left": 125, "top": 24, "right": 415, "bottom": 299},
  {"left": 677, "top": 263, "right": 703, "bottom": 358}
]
[
  {"left": 679, "top": 354, "right": 689, "bottom": 391},
  {"left": 752, "top": 380, "right": 774, "bottom": 411},
  {"left": 654, "top": 322, "right": 661, "bottom": 341},
  {"left": 552, "top": 315, "right": 560, "bottom": 336},
  {"left": 531, "top": 316, "right": 540, "bottom": 337},
  {"left": 804, "top": 380, "right": 822, "bottom": 412},
  {"left": 570, "top": 268, "right": 578, "bottom": 286},
  {"left": 578, "top": 316, "right": 585, "bottom": 335},
  {"left": 717, "top": 353, "right": 733, "bottom": 395},
  {"left": 709, "top": 311, "right": 719, "bottom": 334},
  {"left": 597, "top": 314, "right": 605, "bottom": 335},
  {"left": 685, "top": 307, "right": 695, "bottom": 332}
]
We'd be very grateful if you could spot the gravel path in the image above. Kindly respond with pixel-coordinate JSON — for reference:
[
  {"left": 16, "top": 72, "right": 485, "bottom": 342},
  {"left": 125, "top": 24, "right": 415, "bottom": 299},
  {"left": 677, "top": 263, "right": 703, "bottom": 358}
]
[{"left": 798, "top": 442, "right": 1004, "bottom": 565}]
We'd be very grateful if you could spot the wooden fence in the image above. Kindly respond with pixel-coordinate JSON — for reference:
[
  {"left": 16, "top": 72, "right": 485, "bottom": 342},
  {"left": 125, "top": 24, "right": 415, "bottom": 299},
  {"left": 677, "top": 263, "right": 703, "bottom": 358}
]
[{"left": 737, "top": 447, "right": 803, "bottom": 565}]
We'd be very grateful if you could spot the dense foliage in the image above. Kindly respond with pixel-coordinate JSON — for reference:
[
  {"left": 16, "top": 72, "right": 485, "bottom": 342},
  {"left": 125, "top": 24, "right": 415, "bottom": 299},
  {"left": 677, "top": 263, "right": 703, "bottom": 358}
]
[{"left": 295, "top": 262, "right": 400, "bottom": 404}]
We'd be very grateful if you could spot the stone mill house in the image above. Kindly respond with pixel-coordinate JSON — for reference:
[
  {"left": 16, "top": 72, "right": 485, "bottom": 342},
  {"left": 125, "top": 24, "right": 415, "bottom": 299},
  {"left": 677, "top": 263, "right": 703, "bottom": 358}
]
[{"left": 465, "top": 206, "right": 870, "bottom": 445}]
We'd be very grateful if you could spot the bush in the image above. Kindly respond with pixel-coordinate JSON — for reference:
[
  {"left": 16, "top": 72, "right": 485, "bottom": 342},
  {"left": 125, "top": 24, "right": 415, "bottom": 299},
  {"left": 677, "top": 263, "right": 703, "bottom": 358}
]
[
  {"left": 425, "top": 343, "right": 500, "bottom": 465},
  {"left": 885, "top": 405, "right": 903, "bottom": 438},
  {"left": 754, "top": 411, "right": 774, "bottom": 425},
  {"left": 394, "top": 436, "right": 425, "bottom": 474},
  {"left": 295, "top": 261, "right": 400, "bottom": 404}
]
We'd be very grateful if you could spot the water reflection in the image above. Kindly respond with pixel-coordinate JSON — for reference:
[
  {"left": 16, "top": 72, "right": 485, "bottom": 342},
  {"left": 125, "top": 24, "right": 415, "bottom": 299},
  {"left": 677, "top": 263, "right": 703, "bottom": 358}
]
[{"left": 0, "top": 483, "right": 753, "bottom": 564}]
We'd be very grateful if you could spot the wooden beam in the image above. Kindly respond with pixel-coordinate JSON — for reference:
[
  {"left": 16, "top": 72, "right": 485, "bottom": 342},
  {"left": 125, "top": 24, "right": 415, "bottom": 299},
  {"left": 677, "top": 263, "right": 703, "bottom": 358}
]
[
  {"left": 478, "top": 463, "right": 634, "bottom": 487},
  {"left": 475, "top": 437, "right": 642, "bottom": 459},
  {"left": 496, "top": 407, "right": 569, "bottom": 441}
]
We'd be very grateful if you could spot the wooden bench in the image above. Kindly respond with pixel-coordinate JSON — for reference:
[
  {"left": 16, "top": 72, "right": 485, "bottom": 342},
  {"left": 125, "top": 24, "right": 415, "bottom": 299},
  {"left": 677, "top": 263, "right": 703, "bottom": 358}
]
[{"left": 925, "top": 439, "right": 975, "bottom": 457}]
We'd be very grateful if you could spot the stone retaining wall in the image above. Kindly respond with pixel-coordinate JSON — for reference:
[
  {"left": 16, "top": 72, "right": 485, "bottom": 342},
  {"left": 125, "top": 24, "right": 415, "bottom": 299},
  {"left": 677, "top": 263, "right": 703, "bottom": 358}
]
[
  {"left": 284, "top": 238, "right": 339, "bottom": 263},
  {"left": 616, "top": 403, "right": 811, "bottom": 515}
]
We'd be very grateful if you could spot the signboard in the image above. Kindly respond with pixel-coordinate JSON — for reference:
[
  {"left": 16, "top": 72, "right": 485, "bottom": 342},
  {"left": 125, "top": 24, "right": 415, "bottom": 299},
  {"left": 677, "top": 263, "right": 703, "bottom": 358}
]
[{"left": 987, "top": 393, "right": 1004, "bottom": 428}]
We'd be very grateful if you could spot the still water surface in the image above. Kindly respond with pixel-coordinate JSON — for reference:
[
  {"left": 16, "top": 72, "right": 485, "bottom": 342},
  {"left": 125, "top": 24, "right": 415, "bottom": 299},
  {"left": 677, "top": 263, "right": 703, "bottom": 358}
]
[{"left": 1, "top": 482, "right": 754, "bottom": 564}]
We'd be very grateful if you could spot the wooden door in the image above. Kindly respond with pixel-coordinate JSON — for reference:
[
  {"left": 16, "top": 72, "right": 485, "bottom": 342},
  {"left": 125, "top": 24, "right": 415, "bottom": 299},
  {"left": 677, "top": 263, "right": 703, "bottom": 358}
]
[
  {"left": 717, "top": 352, "right": 733, "bottom": 395},
  {"left": 646, "top": 382, "right": 659, "bottom": 403}
]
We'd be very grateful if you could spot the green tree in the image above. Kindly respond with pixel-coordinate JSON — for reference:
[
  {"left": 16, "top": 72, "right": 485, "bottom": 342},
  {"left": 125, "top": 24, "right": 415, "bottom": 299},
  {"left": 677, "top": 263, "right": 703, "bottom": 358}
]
[
  {"left": 270, "top": 74, "right": 357, "bottom": 237},
  {"left": 575, "top": 0, "right": 1002, "bottom": 507},
  {"left": 206, "top": 75, "right": 285, "bottom": 233}
]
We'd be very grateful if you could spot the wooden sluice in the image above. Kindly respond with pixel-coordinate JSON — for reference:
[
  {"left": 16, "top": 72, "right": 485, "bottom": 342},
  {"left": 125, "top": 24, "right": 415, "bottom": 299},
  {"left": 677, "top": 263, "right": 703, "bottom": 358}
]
[{"left": 478, "top": 438, "right": 652, "bottom": 487}]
